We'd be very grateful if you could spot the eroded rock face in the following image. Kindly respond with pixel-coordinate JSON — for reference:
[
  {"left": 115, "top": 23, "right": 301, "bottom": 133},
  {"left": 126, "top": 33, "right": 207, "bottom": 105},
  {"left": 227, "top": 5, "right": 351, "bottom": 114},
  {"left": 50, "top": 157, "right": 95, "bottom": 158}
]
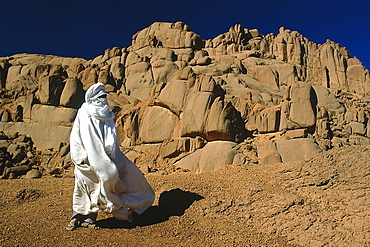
[{"left": 1, "top": 21, "right": 369, "bottom": 175}]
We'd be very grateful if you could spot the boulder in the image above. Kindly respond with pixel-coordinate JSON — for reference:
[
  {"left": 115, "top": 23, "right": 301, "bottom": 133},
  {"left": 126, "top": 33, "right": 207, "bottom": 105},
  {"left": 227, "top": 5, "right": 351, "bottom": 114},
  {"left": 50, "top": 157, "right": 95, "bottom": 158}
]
[
  {"left": 261, "top": 150, "right": 282, "bottom": 165},
  {"left": 247, "top": 65, "right": 279, "bottom": 90},
  {"left": 156, "top": 80, "right": 187, "bottom": 114},
  {"left": 77, "top": 67, "right": 98, "bottom": 90},
  {"left": 206, "top": 97, "right": 245, "bottom": 141},
  {"left": 110, "top": 62, "right": 125, "bottom": 81},
  {"left": 151, "top": 60, "right": 178, "bottom": 84},
  {"left": 348, "top": 122, "right": 366, "bottom": 136},
  {"left": 181, "top": 91, "right": 213, "bottom": 136},
  {"left": 6, "top": 74, "right": 38, "bottom": 92},
  {"left": 174, "top": 141, "right": 241, "bottom": 173},
  {"left": 289, "top": 82, "right": 316, "bottom": 128},
  {"left": 3, "top": 165, "right": 30, "bottom": 177},
  {"left": 5, "top": 66, "right": 22, "bottom": 89},
  {"left": 284, "top": 129, "right": 307, "bottom": 139},
  {"left": 247, "top": 105, "right": 280, "bottom": 133},
  {"left": 0, "top": 62, "right": 9, "bottom": 89},
  {"left": 139, "top": 106, "right": 179, "bottom": 143},
  {"left": 196, "top": 74, "right": 216, "bottom": 92},
  {"left": 66, "top": 62, "right": 85, "bottom": 78},
  {"left": 29, "top": 104, "right": 77, "bottom": 149},
  {"left": 60, "top": 77, "right": 84, "bottom": 108},
  {"left": 312, "top": 84, "right": 345, "bottom": 114},
  {"left": 275, "top": 138, "right": 321, "bottom": 162},
  {"left": 25, "top": 169, "right": 42, "bottom": 179}
]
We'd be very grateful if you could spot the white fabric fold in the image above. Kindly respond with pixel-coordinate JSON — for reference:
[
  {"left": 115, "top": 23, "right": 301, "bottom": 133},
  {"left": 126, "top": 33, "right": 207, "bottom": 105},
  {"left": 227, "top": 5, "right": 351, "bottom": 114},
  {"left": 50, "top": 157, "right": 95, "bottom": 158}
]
[{"left": 70, "top": 82, "right": 154, "bottom": 219}]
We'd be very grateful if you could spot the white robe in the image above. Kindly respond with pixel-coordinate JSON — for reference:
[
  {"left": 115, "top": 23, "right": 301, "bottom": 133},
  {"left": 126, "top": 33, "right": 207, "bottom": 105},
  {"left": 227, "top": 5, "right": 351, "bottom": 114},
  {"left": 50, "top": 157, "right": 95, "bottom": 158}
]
[{"left": 70, "top": 85, "right": 154, "bottom": 221}]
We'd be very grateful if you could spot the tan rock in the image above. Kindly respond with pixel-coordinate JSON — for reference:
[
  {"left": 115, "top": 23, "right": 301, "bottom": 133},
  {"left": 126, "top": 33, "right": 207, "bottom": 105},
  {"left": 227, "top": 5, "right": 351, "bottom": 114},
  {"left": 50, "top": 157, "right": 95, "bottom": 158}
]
[
  {"left": 319, "top": 41, "right": 347, "bottom": 90},
  {"left": 124, "top": 59, "right": 154, "bottom": 101},
  {"left": 347, "top": 63, "right": 370, "bottom": 95},
  {"left": 102, "top": 47, "right": 122, "bottom": 62},
  {"left": 247, "top": 65, "right": 279, "bottom": 90},
  {"left": 20, "top": 63, "right": 50, "bottom": 78},
  {"left": 29, "top": 105, "right": 76, "bottom": 149},
  {"left": 180, "top": 91, "right": 213, "bottom": 136},
  {"left": 312, "top": 85, "right": 345, "bottom": 114},
  {"left": 77, "top": 67, "right": 98, "bottom": 91},
  {"left": 315, "top": 119, "right": 330, "bottom": 139},
  {"left": 151, "top": 60, "right": 178, "bottom": 84},
  {"left": 348, "top": 122, "right": 366, "bottom": 136},
  {"left": 21, "top": 94, "right": 34, "bottom": 122},
  {"left": 37, "top": 74, "right": 65, "bottom": 106},
  {"left": 246, "top": 104, "right": 280, "bottom": 133},
  {"left": 284, "top": 129, "right": 307, "bottom": 139},
  {"left": 139, "top": 106, "right": 178, "bottom": 143},
  {"left": 289, "top": 82, "right": 315, "bottom": 128},
  {"left": 25, "top": 169, "right": 42, "bottom": 179},
  {"left": 196, "top": 74, "right": 215, "bottom": 92},
  {"left": 174, "top": 141, "right": 240, "bottom": 173},
  {"left": 0, "top": 109, "right": 10, "bottom": 122},
  {"left": 275, "top": 138, "right": 321, "bottom": 162},
  {"left": 1, "top": 22, "right": 370, "bottom": 176},
  {"left": 348, "top": 135, "right": 370, "bottom": 146},
  {"left": 5, "top": 65, "right": 41, "bottom": 92},
  {"left": 261, "top": 150, "right": 282, "bottom": 165},
  {"left": 126, "top": 61, "right": 151, "bottom": 76},
  {"left": 156, "top": 80, "right": 187, "bottom": 114},
  {"left": 60, "top": 77, "right": 84, "bottom": 108},
  {"left": 110, "top": 62, "right": 125, "bottom": 81},
  {"left": 158, "top": 139, "right": 182, "bottom": 158},
  {"left": 66, "top": 62, "right": 85, "bottom": 78},
  {"left": 0, "top": 61, "right": 9, "bottom": 89},
  {"left": 206, "top": 98, "right": 236, "bottom": 141},
  {"left": 131, "top": 22, "right": 203, "bottom": 51},
  {"left": 6, "top": 66, "right": 22, "bottom": 85}
]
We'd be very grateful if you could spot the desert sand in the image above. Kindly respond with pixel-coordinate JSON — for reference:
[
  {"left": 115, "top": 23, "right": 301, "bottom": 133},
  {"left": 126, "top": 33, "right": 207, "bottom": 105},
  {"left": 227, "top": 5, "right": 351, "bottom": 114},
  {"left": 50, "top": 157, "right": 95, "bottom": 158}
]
[{"left": 1, "top": 145, "right": 368, "bottom": 247}]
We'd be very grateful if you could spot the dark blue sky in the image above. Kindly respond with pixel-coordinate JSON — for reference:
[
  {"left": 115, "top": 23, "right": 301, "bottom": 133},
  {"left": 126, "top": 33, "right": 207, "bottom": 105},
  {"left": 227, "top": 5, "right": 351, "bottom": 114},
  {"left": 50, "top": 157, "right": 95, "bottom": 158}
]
[{"left": 1, "top": 0, "right": 369, "bottom": 69}]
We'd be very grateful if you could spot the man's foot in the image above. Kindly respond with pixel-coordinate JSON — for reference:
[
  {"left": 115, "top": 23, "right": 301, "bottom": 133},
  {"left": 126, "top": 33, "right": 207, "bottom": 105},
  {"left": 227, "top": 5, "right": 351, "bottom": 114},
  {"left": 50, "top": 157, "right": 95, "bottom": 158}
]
[{"left": 66, "top": 219, "right": 78, "bottom": 231}]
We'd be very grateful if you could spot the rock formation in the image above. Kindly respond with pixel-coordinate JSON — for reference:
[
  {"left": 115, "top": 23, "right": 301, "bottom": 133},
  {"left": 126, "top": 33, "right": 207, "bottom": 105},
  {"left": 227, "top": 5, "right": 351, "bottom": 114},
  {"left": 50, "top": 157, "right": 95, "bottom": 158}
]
[{"left": 1, "top": 21, "right": 369, "bottom": 177}]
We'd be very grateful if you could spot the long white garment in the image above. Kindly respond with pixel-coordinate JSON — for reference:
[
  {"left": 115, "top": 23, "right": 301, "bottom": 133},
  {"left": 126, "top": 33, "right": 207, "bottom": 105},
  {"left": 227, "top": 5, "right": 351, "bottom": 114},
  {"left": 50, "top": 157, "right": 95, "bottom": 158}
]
[{"left": 70, "top": 82, "right": 154, "bottom": 220}]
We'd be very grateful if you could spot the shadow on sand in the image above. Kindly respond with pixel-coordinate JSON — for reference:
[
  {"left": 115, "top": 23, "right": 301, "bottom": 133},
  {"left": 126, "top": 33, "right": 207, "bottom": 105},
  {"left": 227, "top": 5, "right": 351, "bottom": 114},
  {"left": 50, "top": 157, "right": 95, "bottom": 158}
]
[{"left": 97, "top": 188, "right": 204, "bottom": 229}]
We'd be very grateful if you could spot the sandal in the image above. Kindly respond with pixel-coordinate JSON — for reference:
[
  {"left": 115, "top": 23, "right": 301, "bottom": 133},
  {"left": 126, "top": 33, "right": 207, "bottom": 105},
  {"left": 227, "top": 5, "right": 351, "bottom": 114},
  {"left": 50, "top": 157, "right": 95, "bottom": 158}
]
[
  {"left": 80, "top": 222, "right": 100, "bottom": 230},
  {"left": 66, "top": 219, "right": 78, "bottom": 231}
]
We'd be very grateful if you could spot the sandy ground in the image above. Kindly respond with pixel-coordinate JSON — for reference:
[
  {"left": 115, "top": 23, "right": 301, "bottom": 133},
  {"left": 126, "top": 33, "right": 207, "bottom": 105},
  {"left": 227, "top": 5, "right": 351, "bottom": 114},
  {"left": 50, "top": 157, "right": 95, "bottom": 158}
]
[{"left": 0, "top": 145, "right": 369, "bottom": 247}]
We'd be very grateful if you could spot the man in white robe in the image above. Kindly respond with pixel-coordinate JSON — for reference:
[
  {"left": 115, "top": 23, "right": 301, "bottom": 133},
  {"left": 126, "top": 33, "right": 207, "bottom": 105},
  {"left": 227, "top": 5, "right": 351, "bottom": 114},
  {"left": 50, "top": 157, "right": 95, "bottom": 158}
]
[{"left": 66, "top": 82, "right": 154, "bottom": 230}]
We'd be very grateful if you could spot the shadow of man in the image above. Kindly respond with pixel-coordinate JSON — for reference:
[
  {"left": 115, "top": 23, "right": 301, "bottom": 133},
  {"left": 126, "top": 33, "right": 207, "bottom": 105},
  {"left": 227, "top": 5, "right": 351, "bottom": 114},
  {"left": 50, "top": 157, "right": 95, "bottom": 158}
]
[{"left": 97, "top": 188, "right": 204, "bottom": 229}]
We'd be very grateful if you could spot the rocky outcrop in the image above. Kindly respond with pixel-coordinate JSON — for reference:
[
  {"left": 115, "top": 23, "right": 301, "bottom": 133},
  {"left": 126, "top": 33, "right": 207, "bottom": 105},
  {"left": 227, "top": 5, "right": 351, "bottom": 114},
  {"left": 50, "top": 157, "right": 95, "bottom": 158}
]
[
  {"left": 1, "top": 21, "right": 369, "bottom": 176},
  {"left": 131, "top": 22, "right": 203, "bottom": 51},
  {"left": 0, "top": 131, "right": 71, "bottom": 179}
]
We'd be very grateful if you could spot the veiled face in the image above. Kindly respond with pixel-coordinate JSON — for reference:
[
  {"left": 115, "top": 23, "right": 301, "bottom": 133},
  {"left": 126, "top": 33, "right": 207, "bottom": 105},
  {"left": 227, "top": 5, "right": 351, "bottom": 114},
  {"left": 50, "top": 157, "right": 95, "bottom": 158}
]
[
  {"left": 91, "top": 95, "right": 108, "bottom": 107},
  {"left": 85, "top": 82, "right": 107, "bottom": 104},
  {"left": 83, "top": 82, "right": 114, "bottom": 120}
]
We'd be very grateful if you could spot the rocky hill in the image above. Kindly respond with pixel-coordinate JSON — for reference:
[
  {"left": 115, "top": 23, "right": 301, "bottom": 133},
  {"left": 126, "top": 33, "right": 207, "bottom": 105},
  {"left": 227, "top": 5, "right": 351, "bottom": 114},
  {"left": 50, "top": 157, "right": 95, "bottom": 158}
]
[{"left": 0, "top": 21, "right": 369, "bottom": 178}]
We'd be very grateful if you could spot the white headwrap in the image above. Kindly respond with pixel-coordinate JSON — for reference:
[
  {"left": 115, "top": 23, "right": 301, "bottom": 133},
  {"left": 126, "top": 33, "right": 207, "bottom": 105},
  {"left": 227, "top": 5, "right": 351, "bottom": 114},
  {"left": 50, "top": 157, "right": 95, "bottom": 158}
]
[{"left": 84, "top": 82, "right": 115, "bottom": 121}]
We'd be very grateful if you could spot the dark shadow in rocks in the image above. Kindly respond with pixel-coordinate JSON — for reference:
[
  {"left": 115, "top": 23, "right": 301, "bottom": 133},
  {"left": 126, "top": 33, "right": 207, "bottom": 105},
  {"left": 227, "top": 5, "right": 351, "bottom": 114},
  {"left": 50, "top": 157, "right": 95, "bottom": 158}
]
[{"left": 97, "top": 188, "right": 204, "bottom": 229}]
